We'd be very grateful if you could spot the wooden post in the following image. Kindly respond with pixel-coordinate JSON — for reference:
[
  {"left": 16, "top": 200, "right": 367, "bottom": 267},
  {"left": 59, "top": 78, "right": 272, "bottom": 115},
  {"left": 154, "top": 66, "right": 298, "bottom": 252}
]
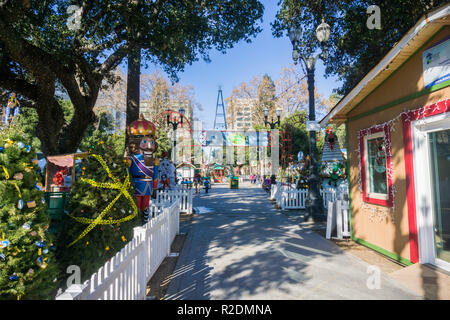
[{"left": 326, "top": 201, "right": 336, "bottom": 239}]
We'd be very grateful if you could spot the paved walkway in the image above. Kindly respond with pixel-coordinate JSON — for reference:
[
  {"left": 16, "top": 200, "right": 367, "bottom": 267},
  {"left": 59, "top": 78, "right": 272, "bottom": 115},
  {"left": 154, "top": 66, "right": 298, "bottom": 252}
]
[{"left": 165, "top": 182, "right": 421, "bottom": 300}]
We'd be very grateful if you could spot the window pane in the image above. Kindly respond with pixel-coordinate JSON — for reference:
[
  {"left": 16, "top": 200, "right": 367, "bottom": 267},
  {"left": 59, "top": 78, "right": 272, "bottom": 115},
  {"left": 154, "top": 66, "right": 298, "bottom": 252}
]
[
  {"left": 428, "top": 129, "right": 450, "bottom": 264},
  {"left": 367, "top": 136, "right": 387, "bottom": 194}
]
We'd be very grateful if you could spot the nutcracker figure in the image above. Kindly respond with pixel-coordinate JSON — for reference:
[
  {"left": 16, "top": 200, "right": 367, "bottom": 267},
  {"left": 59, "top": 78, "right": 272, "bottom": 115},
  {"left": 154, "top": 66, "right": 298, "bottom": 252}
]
[{"left": 125, "top": 114, "right": 159, "bottom": 218}]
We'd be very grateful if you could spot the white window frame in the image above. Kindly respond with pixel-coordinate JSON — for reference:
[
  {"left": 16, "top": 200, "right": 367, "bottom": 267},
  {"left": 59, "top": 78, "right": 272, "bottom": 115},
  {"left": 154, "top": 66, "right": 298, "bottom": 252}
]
[
  {"left": 364, "top": 131, "right": 389, "bottom": 201},
  {"left": 412, "top": 111, "right": 450, "bottom": 271}
]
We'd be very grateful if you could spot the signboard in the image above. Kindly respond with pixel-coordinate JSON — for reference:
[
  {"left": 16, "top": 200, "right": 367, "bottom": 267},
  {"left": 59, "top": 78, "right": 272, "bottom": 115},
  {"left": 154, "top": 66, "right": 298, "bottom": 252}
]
[
  {"left": 423, "top": 37, "right": 450, "bottom": 88},
  {"left": 306, "top": 120, "right": 321, "bottom": 131}
]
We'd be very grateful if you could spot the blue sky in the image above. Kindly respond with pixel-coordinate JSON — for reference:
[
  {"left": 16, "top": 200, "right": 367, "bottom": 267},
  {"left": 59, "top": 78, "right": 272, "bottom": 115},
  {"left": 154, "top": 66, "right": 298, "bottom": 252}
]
[{"left": 144, "top": 0, "right": 341, "bottom": 129}]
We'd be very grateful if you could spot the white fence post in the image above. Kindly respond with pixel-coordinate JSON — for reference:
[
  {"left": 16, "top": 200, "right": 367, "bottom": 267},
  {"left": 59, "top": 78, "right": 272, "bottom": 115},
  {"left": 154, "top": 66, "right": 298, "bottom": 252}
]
[
  {"left": 325, "top": 199, "right": 350, "bottom": 240},
  {"left": 338, "top": 200, "right": 351, "bottom": 237},
  {"left": 336, "top": 201, "right": 343, "bottom": 239},
  {"left": 133, "top": 226, "right": 147, "bottom": 299},
  {"left": 326, "top": 201, "right": 335, "bottom": 240}
]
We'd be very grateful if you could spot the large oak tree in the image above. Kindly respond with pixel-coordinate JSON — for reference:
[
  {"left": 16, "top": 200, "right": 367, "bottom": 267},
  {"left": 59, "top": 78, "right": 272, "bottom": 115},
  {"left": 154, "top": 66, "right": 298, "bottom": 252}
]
[{"left": 0, "top": 0, "right": 263, "bottom": 155}]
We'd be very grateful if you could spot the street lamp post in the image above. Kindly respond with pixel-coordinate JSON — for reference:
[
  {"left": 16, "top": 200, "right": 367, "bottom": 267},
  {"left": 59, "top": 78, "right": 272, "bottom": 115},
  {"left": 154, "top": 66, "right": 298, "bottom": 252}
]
[
  {"left": 289, "top": 19, "right": 331, "bottom": 222},
  {"left": 167, "top": 107, "right": 185, "bottom": 165},
  {"left": 263, "top": 107, "right": 282, "bottom": 129},
  {"left": 263, "top": 107, "right": 282, "bottom": 178}
]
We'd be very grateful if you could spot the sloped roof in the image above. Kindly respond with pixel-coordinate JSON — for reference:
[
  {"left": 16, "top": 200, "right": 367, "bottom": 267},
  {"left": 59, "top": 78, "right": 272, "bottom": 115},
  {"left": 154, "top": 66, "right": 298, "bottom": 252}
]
[{"left": 320, "top": 4, "right": 450, "bottom": 126}]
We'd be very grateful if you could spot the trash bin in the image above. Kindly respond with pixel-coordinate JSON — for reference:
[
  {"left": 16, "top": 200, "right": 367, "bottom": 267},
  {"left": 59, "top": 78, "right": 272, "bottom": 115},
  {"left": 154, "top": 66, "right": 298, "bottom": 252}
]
[
  {"left": 44, "top": 192, "right": 69, "bottom": 233},
  {"left": 230, "top": 176, "right": 239, "bottom": 189}
]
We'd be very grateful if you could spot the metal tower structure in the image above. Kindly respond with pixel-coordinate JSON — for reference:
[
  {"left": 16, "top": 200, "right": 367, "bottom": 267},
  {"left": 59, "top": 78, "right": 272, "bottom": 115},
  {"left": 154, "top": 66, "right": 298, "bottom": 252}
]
[{"left": 213, "top": 86, "right": 227, "bottom": 130}]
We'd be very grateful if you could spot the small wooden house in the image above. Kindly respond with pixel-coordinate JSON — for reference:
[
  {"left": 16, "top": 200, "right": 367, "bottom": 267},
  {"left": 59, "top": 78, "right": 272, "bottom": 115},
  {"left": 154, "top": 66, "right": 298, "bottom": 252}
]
[{"left": 176, "top": 162, "right": 195, "bottom": 180}]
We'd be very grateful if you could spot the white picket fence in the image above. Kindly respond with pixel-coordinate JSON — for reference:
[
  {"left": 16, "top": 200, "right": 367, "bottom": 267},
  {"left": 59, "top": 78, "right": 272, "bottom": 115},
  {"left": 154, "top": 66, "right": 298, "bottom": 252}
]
[
  {"left": 156, "top": 188, "right": 193, "bottom": 214},
  {"left": 280, "top": 189, "right": 309, "bottom": 210},
  {"left": 56, "top": 198, "right": 181, "bottom": 300},
  {"left": 270, "top": 184, "right": 342, "bottom": 210}
]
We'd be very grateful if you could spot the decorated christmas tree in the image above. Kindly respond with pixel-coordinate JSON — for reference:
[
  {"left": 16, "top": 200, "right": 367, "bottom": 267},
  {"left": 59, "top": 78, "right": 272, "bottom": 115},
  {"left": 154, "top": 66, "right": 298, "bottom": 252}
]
[
  {"left": 55, "top": 131, "right": 140, "bottom": 283},
  {"left": 0, "top": 126, "right": 59, "bottom": 300},
  {"left": 320, "top": 127, "right": 346, "bottom": 188}
]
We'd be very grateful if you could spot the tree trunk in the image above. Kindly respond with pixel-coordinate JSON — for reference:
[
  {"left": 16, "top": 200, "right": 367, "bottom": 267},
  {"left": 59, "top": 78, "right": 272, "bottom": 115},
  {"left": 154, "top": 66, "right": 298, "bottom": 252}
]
[
  {"left": 125, "top": 46, "right": 141, "bottom": 147},
  {"left": 35, "top": 100, "right": 64, "bottom": 156},
  {"left": 33, "top": 78, "right": 65, "bottom": 156},
  {"left": 59, "top": 106, "right": 96, "bottom": 154}
]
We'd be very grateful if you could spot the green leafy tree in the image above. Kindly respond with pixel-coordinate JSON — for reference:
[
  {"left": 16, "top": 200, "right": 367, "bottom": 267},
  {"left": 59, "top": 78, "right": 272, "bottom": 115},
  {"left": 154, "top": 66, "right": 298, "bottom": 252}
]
[
  {"left": 154, "top": 129, "right": 171, "bottom": 159},
  {"left": 0, "top": 0, "right": 264, "bottom": 156},
  {"left": 257, "top": 74, "right": 277, "bottom": 122},
  {"left": 280, "top": 110, "right": 309, "bottom": 165},
  {"left": 0, "top": 126, "right": 59, "bottom": 300},
  {"left": 272, "top": 0, "right": 446, "bottom": 95},
  {"left": 55, "top": 131, "right": 139, "bottom": 283}
]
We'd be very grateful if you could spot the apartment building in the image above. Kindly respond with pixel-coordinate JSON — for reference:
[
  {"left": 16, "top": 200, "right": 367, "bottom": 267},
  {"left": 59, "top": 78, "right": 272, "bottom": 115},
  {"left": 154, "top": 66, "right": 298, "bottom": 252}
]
[{"left": 227, "top": 98, "right": 256, "bottom": 130}]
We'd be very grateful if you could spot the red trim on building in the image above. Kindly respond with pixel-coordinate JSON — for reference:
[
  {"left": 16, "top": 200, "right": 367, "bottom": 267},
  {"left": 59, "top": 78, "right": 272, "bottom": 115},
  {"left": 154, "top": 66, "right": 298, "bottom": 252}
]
[
  {"left": 402, "top": 98, "right": 450, "bottom": 264},
  {"left": 359, "top": 125, "right": 393, "bottom": 207}
]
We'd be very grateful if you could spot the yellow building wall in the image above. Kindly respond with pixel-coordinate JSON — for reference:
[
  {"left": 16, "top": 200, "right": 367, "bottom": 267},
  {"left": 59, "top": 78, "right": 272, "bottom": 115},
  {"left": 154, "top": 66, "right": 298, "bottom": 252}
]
[{"left": 346, "top": 27, "right": 450, "bottom": 262}]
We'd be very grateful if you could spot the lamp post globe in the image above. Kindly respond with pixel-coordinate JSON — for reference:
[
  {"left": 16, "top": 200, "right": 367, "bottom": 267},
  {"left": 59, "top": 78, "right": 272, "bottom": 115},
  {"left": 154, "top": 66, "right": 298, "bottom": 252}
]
[
  {"left": 275, "top": 108, "right": 282, "bottom": 118},
  {"left": 316, "top": 19, "right": 331, "bottom": 44},
  {"left": 288, "top": 25, "right": 301, "bottom": 45}
]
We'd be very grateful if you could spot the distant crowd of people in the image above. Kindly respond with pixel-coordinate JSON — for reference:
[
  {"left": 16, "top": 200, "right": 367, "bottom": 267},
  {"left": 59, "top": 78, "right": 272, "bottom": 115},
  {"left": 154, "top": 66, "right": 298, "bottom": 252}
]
[{"left": 250, "top": 174, "right": 276, "bottom": 192}]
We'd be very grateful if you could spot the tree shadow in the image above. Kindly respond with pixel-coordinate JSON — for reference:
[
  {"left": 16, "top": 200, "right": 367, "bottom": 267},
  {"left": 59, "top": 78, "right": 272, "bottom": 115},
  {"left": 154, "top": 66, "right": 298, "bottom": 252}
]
[{"left": 166, "top": 183, "right": 419, "bottom": 299}]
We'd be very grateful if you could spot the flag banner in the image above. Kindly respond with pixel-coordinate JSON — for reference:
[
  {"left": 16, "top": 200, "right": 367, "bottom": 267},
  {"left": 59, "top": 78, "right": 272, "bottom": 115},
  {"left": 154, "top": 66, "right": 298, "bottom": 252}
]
[
  {"left": 192, "top": 130, "right": 207, "bottom": 146},
  {"left": 206, "top": 131, "right": 223, "bottom": 147},
  {"left": 245, "top": 131, "right": 259, "bottom": 146},
  {"left": 191, "top": 130, "right": 271, "bottom": 147},
  {"left": 223, "top": 131, "right": 247, "bottom": 146},
  {"left": 259, "top": 131, "right": 269, "bottom": 147}
]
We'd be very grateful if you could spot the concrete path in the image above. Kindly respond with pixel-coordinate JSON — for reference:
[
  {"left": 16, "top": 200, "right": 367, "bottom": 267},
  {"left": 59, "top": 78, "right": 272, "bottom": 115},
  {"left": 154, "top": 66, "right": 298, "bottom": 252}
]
[{"left": 165, "top": 182, "right": 421, "bottom": 300}]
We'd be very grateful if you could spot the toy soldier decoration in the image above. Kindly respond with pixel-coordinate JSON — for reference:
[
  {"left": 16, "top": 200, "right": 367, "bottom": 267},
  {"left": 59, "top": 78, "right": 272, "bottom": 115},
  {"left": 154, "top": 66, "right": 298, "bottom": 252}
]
[{"left": 125, "top": 114, "right": 159, "bottom": 222}]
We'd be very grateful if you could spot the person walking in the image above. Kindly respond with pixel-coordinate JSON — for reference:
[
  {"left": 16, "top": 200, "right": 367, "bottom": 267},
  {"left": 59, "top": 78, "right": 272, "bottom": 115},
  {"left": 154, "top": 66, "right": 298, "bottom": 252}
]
[
  {"left": 203, "top": 177, "right": 210, "bottom": 193},
  {"left": 194, "top": 171, "right": 202, "bottom": 194}
]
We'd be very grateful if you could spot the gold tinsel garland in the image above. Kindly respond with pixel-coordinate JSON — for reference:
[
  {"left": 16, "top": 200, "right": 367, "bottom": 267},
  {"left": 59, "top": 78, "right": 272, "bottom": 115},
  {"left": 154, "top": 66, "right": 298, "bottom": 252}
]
[{"left": 66, "top": 154, "right": 138, "bottom": 247}]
